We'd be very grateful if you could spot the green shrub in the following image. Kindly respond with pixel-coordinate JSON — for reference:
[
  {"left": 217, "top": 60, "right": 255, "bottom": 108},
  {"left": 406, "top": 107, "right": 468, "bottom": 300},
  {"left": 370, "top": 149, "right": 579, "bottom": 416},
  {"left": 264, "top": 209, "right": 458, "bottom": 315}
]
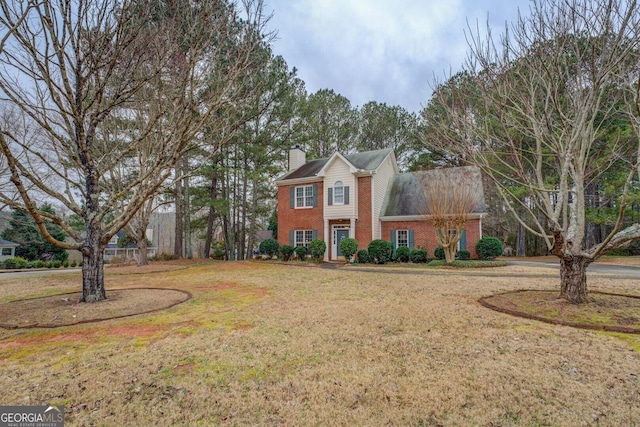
[
  {"left": 259, "top": 238, "right": 279, "bottom": 258},
  {"left": 395, "top": 246, "right": 410, "bottom": 263},
  {"left": 475, "top": 237, "right": 503, "bottom": 260},
  {"left": 70, "top": 260, "right": 77, "bottom": 268},
  {"left": 46, "top": 261, "right": 53, "bottom": 268},
  {"left": 457, "top": 250, "right": 471, "bottom": 260},
  {"left": 607, "top": 246, "right": 630, "bottom": 256},
  {"left": 29, "top": 260, "right": 46, "bottom": 268},
  {"left": 52, "top": 260, "right": 62, "bottom": 268},
  {"left": 63, "top": 260, "right": 69, "bottom": 268},
  {"left": 152, "top": 253, "right": 179, "bottom": 261},
  {"left": 357, "top": 249, "right": 369, "bottom": 264},
  {"left": 339, "top": 238, "right": 358, "bottom": 262},
  {"left": 279, "top": 245, "right": 294, "bottom": 261},
  {"left": 368, "top": 239, "right": 393, "bottom": 264},
  {"left": 409, "top": 249, "right": 428, "bottom": 263},
  {"left": 3, "top": 257, "right": 29, "bottom": 269},
  {"left": 434, "top": 246, "right": 445, "bottom": 260},
  {"left": 308, "top": 239, "right": 327, "bottom": 260},
  {"left": 295, "top": 245, "right": 308, "bottom": 260}
]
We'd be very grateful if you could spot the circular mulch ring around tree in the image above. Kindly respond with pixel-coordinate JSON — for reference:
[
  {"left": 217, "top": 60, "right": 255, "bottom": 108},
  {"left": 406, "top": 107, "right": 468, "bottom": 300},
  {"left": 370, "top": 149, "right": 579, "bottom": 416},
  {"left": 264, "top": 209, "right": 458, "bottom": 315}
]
[
  {"left": 479, "top": 290, "right": 640, "bottom": 334},
  {"left": 0, "top": 288, "right": 191, "bottom": 329}
]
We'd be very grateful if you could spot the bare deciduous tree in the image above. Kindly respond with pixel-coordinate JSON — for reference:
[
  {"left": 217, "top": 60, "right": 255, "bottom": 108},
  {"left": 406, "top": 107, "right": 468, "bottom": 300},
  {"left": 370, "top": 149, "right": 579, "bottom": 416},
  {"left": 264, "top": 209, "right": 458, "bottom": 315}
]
[
  {"left": 418, "top": 166, "right": 483, "bottom": 263},
  {"left": 422, "top": 0, "right": 640, "bottom": 303},
  {"left": 0, "top": 0, "right": 268, "bottom": 301}
]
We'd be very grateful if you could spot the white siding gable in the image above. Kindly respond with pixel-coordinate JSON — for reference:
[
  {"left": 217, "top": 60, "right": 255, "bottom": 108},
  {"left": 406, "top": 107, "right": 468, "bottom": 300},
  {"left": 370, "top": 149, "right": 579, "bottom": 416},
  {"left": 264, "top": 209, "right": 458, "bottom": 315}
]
[
  {"left": 323, "top": 156, "right": 357, "bottom": 219},
  {"left": 371, "top": 153, "right": 398, "bottom": 239}
]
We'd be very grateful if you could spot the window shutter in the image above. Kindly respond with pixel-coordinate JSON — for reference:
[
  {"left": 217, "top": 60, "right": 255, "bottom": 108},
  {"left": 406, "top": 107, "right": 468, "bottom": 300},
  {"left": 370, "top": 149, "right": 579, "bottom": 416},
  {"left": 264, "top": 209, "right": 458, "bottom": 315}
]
[
  {"left": 390, "top": 230, "right": 397, "bottom": 250},
  {"left": 290, "top": 230, "right": 294, "bottom": 246},
  {"left": 312, "top": 230, "right": 318, "bottom": 240},
  {"left": 312, "top": 184, "right": 318, "bottom": 207},
  {"left": 328, "top": 188, "right": 333, "bottom": 206},
  {"left": 460, "top": 229, "right": 467, "bottom": 250},
  {"left": 344, "top": 186, "right": 349, "bottom": 205},
  {"left": 408, "top": 230, "right": 414, "bottom": 249},
  {"left": 290, "top": 187, "right": 295, "bottom": 208}
]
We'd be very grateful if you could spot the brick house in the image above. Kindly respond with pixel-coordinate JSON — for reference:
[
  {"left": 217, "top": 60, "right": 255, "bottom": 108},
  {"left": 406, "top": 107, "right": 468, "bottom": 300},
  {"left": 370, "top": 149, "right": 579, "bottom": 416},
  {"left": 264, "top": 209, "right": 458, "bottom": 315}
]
[{"left": 275, "top": 146, "right": 486, "bottom": 260}]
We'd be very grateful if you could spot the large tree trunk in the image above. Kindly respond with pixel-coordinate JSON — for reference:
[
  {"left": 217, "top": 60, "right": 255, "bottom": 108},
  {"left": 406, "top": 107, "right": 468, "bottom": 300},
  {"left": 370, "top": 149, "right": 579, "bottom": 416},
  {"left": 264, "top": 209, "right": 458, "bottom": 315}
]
[
  {"left": 79, "top": 226, "right": 106, "bottom": 303},
  {"left": 559, "top": 256, "right": 592, "bottom": 304},
  {"left": 137, "top": 235, "right": 149, "bottom": 266},
  {"left": 203, "top": 168, "right": 218, "bottom": 259},
  {"left": 516, "top": 221, "right": 526, "bottom": 257},
  {"left": 183, "top": 155, "right": 192, "bottom": 259},
  {"left": 444, "top": 244, "right": 456, "bottom": 263},
  {"left": 174, "top": 171, "right": 183, "bottom": 258}
]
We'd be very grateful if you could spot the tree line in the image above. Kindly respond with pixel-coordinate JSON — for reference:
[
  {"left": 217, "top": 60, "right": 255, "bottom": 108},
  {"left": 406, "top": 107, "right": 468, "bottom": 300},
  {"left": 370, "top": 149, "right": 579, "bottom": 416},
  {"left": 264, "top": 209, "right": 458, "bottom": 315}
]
[
  {"left": 0, "top": 0, "right": 423, "bottom": 302},
  {"left": 2, "top": 0, "right": 640, "bottom": 305}
]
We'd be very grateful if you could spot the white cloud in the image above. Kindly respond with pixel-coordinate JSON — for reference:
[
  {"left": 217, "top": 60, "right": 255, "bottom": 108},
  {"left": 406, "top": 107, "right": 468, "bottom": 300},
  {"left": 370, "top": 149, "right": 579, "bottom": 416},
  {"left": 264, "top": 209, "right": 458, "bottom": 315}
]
[{"left": 266, "top": 0, "right": 528, "bottom": 112}]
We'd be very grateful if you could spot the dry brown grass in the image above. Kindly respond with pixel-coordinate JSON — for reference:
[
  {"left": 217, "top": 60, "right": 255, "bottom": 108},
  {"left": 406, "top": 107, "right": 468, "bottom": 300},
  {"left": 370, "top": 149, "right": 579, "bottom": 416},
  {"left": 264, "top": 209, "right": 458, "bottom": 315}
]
[{"left": 1, "top": 260, "right": 639, "bottom": 426}]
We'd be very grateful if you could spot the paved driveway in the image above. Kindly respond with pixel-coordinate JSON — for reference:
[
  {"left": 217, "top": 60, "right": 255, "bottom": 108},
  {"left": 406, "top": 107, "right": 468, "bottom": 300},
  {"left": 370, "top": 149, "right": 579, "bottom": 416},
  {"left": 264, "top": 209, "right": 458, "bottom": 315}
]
[
  {"left": 0, "top": 268, "right": 81, "bottom": 278},
  {"left": 506, "top": 259, "right": 640, "bottom": 279}
]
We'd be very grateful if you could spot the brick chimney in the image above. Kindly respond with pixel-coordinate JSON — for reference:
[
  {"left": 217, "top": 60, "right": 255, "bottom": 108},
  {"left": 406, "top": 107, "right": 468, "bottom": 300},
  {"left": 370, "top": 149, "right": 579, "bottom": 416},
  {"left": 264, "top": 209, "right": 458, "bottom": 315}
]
[{"left": 288, "top": 145, "right": 306, "bottom": 172}]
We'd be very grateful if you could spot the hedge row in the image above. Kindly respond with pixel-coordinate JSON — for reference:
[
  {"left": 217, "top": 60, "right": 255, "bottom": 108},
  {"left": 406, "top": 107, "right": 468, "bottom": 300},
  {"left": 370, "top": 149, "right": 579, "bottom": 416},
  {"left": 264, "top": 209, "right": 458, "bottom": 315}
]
[
  {"left": 255, "top": 237, "right": 504, "bottom": 264},
  {"left": 1, "top": 257, "right": 81, "bottom": 269}
]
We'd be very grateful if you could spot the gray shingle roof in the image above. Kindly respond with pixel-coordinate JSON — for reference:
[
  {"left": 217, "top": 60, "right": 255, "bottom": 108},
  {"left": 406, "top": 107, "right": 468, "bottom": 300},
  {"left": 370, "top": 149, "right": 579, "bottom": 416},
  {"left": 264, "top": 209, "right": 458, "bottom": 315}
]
[
  {"left": 344, "top": 148, "right": 393, "bottom": 171},
  {"left": 381, "top": 166, "right": 486, "bottom": 217},
  {"left": 278, "top": 158, "right": 328, "bottom": 180},
  {"left": 277, "top": 148, "right": 393, "bottom": 181},
  {"left": 0, "top": 239, "right": 19, "bottom": 246}
]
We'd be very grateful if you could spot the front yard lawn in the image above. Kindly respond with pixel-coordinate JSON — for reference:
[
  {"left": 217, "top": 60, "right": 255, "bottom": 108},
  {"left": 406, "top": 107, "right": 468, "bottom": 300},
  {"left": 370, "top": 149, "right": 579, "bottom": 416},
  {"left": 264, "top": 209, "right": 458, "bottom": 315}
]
[{"left": 1, "top": 260, "right": 639, "bottom": 426}]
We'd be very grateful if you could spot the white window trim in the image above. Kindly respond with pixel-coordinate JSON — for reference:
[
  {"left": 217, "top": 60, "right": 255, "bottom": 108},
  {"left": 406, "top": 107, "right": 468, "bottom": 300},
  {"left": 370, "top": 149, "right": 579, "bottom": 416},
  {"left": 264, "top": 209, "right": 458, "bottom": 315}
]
[
  {"left": 294, "top": 230, "right": 314, "bottom": 247},
  {"left": 333, "top": 181, "right": 344, "bottom": 205},
  {"left": 396, "top": 229, "right": 409, "bottom": 248},
  {"left": 295, "top": 185, "right": 314, "bottom": 209}
]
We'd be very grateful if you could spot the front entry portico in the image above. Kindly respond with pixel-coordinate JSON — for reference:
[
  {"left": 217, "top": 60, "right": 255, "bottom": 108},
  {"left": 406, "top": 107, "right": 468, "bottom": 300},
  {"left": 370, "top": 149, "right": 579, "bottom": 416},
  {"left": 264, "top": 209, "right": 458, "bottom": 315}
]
[
  {"left": 324, "top": 218, "right": 357, "bottom": 261},
  {"left": 333, "top": 226, "right": 350, "bottom": 260}
]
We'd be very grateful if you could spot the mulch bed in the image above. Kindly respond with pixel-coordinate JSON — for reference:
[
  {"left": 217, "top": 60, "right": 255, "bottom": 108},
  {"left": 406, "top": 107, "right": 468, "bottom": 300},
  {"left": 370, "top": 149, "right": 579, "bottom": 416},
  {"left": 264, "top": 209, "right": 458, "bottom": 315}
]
[
  {"left": 0, "top": 288, "right": 191, "bottom": 329},
  {"left": 480, "top": 289, "right": 640, "bottom": 333}
]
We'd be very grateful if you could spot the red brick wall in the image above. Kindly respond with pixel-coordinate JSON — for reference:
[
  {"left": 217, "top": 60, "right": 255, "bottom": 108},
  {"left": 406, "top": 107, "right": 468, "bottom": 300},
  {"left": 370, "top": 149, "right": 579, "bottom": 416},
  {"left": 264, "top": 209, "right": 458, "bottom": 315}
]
[
  {"left": 277, "top": 182, "right": 324, "bottom": 246},
  {"left": 355, "top": 176, "right": 373, "bottom": 246},
  {"left": 277, "top": 177, "right": 484, "bottom": 259},
  {"left": 381, "top": 219, "right": 482, "bottom": 258}
]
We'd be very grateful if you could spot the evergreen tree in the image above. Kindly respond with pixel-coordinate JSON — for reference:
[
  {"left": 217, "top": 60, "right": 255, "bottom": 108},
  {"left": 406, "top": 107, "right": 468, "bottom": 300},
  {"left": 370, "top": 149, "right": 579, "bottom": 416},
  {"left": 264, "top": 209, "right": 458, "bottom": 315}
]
[{"left": 1, "top": 205, "right": 68, "bottom": 261}]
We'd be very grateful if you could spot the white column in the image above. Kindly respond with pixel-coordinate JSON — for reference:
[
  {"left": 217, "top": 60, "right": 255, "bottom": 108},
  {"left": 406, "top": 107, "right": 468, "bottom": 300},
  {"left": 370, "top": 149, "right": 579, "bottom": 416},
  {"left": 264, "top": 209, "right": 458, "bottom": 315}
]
[
  {"left": 324, "top": 219, "right": 329, "bottom": 261},
  {"left": 350, "top": 217, "right": 356, "bottom": 238}
]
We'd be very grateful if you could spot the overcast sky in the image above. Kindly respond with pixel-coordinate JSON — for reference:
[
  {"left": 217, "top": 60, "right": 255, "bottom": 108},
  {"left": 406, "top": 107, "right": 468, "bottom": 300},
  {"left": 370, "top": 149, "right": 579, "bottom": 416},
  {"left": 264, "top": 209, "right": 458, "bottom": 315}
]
[{"left": 264, "top": 0, "right": 531, "bottom": 113}]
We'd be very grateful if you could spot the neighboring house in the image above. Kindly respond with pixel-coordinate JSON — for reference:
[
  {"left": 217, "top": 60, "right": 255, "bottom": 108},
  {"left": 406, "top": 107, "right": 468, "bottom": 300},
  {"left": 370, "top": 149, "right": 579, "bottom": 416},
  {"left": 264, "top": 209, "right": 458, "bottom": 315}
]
[
  {"left": 275, "top": 146, "right": 486, "bottom": 261},
  {"left": 103, "top": 230, "right": 157, "bottom": 262},
  {"left": 0, "top": 239, "right": 19, "bottom": 261}
]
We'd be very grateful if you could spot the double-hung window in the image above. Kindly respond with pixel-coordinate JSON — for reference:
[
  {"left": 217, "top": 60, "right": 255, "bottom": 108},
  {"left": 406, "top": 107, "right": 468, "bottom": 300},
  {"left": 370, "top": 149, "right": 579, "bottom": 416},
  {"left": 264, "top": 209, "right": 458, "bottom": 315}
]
[
  {"left": 391, "top": 229, "right": 413, "bottom": 249},
  {"left": 396, "top": 229, "right": 409, "bottom": 247},
  {"left": 295, "top": 230, "right": 314, "bottom": 247},
  {"left": 295, "top": 185, "right": 314, "bottom": 208},
  {"left": 328, "top": 181, "right": 349, "bottom": 206},
  {"left": 333, "top": 181, "right": 344, "bottom": 205}
]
